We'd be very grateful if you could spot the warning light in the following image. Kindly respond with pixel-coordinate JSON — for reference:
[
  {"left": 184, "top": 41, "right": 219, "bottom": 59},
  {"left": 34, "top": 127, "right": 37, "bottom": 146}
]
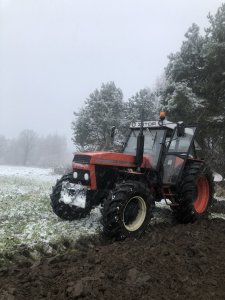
[{"left": 159, "top": 111, "right": 166, "bottom": 120}]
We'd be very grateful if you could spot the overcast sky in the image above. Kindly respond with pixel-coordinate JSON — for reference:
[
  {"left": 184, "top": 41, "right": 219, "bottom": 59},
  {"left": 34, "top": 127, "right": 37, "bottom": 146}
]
[{"left": 0, "top": 0, "right": 224, "bottom": 149}]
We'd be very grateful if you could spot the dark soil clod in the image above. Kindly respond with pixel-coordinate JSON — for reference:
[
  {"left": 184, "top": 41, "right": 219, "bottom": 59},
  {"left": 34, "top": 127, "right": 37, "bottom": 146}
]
[{"left": 0, "top": 217, "right": 225, "bottom": 299}]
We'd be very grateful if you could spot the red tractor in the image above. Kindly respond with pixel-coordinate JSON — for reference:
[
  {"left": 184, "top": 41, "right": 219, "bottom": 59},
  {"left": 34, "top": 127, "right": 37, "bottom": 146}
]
[{"left": 50, "top": 113, "right": 214, "bottom": 239}]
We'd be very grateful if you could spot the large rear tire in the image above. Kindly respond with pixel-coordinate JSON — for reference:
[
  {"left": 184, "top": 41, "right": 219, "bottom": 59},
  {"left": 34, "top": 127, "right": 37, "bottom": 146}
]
[
  {"left": 50, "top": 173, "right": 92, "bottom": 220},
  {"left": 172, "top": 162, "right": 214, "bottom": 223},
  {"left": 102, "top": 181, "right": 153, "bottom": 239}
]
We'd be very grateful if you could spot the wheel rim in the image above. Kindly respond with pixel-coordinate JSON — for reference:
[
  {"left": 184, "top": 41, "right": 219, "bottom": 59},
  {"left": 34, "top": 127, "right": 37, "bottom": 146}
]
[
  {"left": 123, "top": 196, "right": 147, "bottom": 232},
  {"left": 193, "top": 176, "right": 210, "bottom": 213}
]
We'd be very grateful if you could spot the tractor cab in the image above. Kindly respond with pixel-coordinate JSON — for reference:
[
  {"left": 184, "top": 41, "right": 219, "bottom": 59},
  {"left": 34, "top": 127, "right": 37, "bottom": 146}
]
[
  {"left": 123, "top": 121, "right": 169, "bottom": 169},
  {"left": 124, "top": 118, "right": 198, "bottom": 186}
]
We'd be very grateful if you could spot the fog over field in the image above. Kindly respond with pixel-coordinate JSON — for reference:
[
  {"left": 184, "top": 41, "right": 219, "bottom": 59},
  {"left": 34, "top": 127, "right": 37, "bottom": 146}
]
[{"left": 0, "top": 0, "right": 223, "bottom": 148}]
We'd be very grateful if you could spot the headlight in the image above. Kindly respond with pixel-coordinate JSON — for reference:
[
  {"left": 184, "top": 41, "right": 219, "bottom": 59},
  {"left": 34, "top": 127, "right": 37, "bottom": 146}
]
[
  {"left": 84, "top": 173, "right": 89, "bottom": 181},
  {"left": 73, "top": 172, "right": 78, "bottom": 179}
]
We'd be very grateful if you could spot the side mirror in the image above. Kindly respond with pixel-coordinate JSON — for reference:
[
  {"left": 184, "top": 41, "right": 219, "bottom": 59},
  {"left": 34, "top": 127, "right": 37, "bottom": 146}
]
[
  {"left": 177, "top": 122, "right": 185, "bottom": 137},
  {"left": 110, "top": 126, "right": 116, "bottom": 139}
]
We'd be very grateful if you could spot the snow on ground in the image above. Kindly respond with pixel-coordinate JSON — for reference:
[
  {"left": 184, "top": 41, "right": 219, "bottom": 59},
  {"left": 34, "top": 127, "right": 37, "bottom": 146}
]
[
  {"left": 0, "top": 165, "right": 224, "bottom": 266},
  {"left": 210, "top": 213, "right": 225, "bottom": 220},
  {"left": 0, "top": 165, "right": 101, "bottom": 266},
  {"left": 213, "top": 172, "right": 223, "bottom": 182},
  {"left": 0, "top": 165, "right": 57, "bottom": 180}
]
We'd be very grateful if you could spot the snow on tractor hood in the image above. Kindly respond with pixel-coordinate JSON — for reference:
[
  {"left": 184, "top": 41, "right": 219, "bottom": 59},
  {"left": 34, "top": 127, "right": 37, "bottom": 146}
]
[{"left": 73, "top": 151, "right": 152, "bottom": 169}]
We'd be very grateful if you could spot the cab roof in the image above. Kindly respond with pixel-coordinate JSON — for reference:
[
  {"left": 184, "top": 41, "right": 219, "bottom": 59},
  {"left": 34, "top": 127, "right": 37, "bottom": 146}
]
[{"left": 130, "top": 120, "right": 177, "bottom": 130}]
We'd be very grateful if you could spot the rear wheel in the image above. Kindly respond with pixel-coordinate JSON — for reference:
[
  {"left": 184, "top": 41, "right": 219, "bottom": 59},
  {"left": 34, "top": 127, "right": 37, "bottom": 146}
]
[
  {"left": 172, "top": 162, "right": 214, "bottom": 223},
  {"left": 194, "top": 176, "right": 210, "bottom": 213},
  {"left": 102, "top": 181, "right": 153, "bottom": 239}
]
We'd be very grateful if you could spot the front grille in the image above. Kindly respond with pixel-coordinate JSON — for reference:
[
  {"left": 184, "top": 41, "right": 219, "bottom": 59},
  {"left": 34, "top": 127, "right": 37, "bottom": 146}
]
[{"left": 73, "top": 154, "right": 91, "bottom": 164}]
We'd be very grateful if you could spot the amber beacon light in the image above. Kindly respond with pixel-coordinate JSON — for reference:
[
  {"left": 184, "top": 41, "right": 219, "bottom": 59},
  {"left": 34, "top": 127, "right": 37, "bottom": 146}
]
[{"left": 159, "top": 111, "right": 166, "bottom": 121}]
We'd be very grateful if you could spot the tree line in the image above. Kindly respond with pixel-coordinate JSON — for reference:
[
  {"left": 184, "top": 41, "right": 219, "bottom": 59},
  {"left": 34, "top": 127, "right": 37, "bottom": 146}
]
[
  {"left": 161, "top": 3, "right": 225, "bottom": 175},
  {"left": 0, "top": 130, "right": 68, "bottom": 168},
  {"left": 72, "top": 3, "right": 225, "bottom": 175},
  {"left": 71, "top": 82, "right": 158, "bottom": 151}
]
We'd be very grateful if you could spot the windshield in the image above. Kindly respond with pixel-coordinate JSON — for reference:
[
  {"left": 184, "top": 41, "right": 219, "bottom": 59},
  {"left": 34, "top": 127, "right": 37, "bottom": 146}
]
[{"left": 123, "top": 129, "right": 165, "bottom": 168}]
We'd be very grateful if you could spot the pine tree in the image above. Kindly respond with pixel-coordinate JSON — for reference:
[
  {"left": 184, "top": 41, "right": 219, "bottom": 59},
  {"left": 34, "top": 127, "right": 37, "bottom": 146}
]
[
  {"left": 161, "top": 23, "right": 205, "bottom": 122},
  {"left": 125, "top": 88, "right": 158, "bottom": 121},
  {"left": 160, "top": 3, "right": 225, "bottom": 174},
  {"left": 72, "top": 82, "right": 124, "bottom": 151}
]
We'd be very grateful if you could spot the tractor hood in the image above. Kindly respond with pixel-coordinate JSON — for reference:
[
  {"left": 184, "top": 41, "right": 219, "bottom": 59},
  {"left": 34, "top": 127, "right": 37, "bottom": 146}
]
[{"left": 73, "top": 151, "right": 152, "bottom": 169}]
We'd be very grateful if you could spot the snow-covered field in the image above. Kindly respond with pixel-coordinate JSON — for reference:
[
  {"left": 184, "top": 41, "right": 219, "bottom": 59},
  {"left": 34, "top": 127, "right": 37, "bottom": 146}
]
[
  {"left": 0, "top": 165, "right": 224, "bottom": 266},
  {"left": 0, "top": 166, "right": 101, "bottom": 266}
]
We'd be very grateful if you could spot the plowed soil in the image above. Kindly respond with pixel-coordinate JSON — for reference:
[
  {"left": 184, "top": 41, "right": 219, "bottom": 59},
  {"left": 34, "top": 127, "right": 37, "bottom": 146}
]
[{"left": 0, "top": 203, "right": 225, "bottom": 300}]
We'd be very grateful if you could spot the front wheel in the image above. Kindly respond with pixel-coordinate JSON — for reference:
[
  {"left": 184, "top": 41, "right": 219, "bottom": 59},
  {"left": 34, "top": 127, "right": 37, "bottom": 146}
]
[
  {"left": 172, "top": 162, "right": 214, "bottom": 223},
  {"left": 102, "top": 181, "right": 153, "bottom": 239},
  {"left": 50, "top": 173, "right": 92, "bottom": 220}
]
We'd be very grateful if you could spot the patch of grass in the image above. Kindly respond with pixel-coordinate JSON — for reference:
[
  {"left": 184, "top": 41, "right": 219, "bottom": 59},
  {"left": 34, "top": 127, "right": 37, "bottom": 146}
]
[{"left": 0, "top": 169, "right": 101, "bottom": 266}]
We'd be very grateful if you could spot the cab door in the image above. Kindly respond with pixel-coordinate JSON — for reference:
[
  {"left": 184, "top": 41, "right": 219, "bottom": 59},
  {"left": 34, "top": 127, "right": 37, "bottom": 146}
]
[{"left": 163, "top": 127, "right": 196, "bottom": 185}]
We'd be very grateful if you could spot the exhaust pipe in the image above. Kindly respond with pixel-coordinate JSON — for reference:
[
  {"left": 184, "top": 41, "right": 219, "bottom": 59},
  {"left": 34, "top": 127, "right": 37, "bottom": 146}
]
[{"left": 135, "top": 110, "right": 145, "bottom": 168}]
